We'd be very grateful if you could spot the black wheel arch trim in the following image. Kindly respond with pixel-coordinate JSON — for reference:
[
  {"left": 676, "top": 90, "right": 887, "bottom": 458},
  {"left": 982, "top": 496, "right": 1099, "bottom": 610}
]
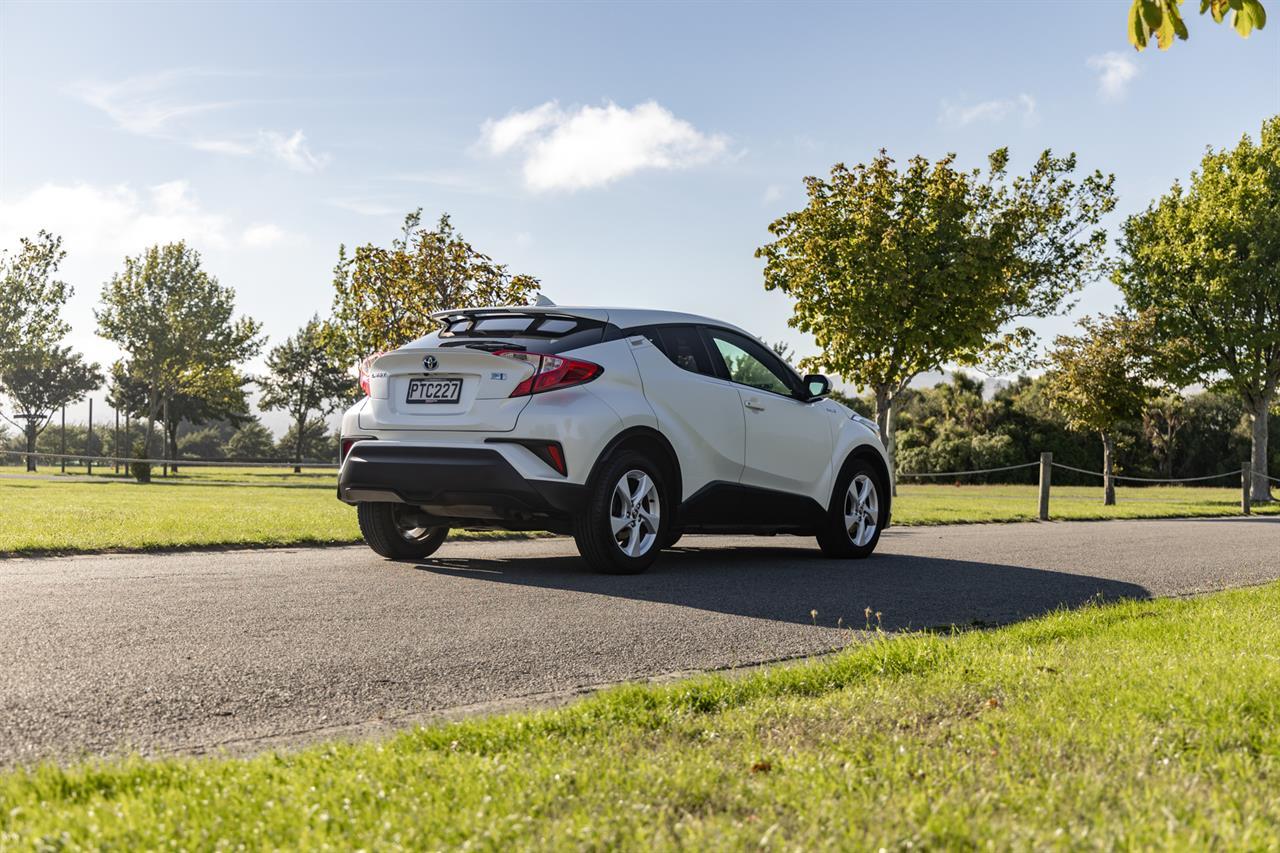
[
  {"left": 587, "top": 425, "right": 683, "bottom": 506},
  {"left": 831, "top": 445, "right": 893, "bottom": 525}
]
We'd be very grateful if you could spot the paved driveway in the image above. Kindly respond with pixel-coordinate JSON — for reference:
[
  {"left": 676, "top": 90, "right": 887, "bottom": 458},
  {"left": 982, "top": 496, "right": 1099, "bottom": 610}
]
[{"left": 2, "top": 516, "right": 1277, "bottom": 766}]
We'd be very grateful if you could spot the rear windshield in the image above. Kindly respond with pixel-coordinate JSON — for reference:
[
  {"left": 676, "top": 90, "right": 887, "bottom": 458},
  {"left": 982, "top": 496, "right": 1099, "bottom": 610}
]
[{"left": 426, "top": 313, "right": 610, "bottom": 355}]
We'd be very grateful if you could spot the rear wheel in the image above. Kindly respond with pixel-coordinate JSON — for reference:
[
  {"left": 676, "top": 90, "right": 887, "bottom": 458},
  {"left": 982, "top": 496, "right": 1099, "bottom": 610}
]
[
  {"left": 816, "top": 458, "right": 887, "bottom": 558},
  {"left": 357, "top": 502, "right": 449, "bottom": 560},
  {"left": 573, "top": 451, "right": 669, "bottom": 574}
]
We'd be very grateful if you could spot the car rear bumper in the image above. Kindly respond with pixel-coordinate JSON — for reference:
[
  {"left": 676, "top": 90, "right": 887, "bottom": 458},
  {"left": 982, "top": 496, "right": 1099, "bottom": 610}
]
[{"left": 338, "top": 442, "right": 586, "bottom": 529}]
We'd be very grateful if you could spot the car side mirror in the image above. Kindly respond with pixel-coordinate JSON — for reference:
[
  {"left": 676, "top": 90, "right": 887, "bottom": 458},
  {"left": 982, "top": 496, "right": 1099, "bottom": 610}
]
[{"left": 802, "top": 374, "right": 830, "bottom": 401}]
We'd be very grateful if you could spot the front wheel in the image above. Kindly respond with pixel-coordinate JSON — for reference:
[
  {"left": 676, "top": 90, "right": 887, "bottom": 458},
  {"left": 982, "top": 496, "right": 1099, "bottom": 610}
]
[
  {"left": 573, "top": 450, "right": 669, "bottom": 574},
  {"left": 357, "top": 502, "right": 449, "bottom": 560},
  {"left": 816, "top": 459, "right": 887, "bottom": 558}
]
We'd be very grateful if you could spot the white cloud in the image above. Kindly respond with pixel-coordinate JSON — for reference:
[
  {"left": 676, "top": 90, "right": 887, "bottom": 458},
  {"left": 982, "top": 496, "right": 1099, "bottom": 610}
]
[
  {"left": 762, "top": 184, "right": 784, "bottom": 203},
  {"left": 71, "top": 70, "right": 329, "bottom": 172},
  {"left": 478, "top": 100, "right": 729, "bottom": 191},
  {"left": 241, "top": 223, "right": 285, "bottom": 248},
  {"left": 939, "top": 94, "right": 1037, "bottom": 127},
  {"left": 514, "top": 231, "right": 534, "bottom": 248},
  {"left": 0, "top": 181, "right": 232, "bottom": 255},
  {"left": 260, "top": 129, "right": 328, "bottom": 173},
  {"left": 1088, "top": 52, "right": 1139, "bottom": 100}
]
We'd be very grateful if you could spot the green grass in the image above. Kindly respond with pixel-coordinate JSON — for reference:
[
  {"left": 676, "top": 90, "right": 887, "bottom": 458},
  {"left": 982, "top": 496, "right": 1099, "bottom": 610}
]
[
  {"left": 894, "top": 482, "right": 1275, "bottom": 524},
  {"left": 5, "top": 583, "right": 1280, "bottom": 848},
  {"left": 0, "top": 467, "right": 1273, "bottom": 554}
]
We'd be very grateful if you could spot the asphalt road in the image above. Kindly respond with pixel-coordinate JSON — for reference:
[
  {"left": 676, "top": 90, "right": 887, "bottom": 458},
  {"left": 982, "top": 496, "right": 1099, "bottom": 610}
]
[{"left": 3, "top": 516, "right": 1278, "bottom": 767}]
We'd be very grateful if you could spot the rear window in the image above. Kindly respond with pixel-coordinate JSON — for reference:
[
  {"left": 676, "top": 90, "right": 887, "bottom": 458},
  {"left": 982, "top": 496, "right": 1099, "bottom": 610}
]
[{"left": 426, "top": 312, "right": 610, "bottom": 355}]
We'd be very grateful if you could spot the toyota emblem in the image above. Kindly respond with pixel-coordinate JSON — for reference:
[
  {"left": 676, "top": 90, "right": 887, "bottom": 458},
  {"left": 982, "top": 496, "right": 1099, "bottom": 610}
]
[{"left": 423, "top": 355, "right": 438, "bottom": 371}]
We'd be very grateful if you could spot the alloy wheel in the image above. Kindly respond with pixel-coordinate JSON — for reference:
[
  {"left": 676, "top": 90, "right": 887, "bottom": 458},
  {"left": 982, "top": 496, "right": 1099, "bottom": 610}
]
[
  {"left": 609, "top": 469, "right": 661, "bottom": 557},
  {"left": 843, "top": 473, "right": 879, "bottom": 547}
]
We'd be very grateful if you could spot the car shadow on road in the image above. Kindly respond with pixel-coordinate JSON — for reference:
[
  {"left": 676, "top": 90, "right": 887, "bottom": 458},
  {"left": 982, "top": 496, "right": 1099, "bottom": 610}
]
[{"left": 415, "top": 543, "right": 1150, "bottom": 632}]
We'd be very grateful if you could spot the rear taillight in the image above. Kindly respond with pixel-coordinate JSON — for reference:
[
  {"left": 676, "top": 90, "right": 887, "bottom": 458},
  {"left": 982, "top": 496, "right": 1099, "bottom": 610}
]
[
  {"left": 357, "top": 353, "right": 386, "bottom": 397},
  {"left": 494, "top": 350, "right": 602, "bottom": 397}
]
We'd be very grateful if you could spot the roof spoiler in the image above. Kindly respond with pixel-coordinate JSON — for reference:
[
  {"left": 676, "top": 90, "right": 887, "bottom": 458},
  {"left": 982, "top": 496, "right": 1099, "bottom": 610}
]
[{"left": 429, "top": 305, "right": 611, "bottom": 323}]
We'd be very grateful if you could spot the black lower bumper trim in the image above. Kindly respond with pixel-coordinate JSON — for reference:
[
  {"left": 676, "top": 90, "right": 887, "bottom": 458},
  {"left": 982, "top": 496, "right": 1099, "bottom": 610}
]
[{"left": 338, "top": 443, "right": 586, "bottom": 524}]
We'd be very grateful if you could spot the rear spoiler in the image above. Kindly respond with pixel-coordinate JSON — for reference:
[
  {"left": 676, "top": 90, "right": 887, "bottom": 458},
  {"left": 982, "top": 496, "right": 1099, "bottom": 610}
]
[{"left": 429, "top": 305, "right": 612, "bottom": 323}]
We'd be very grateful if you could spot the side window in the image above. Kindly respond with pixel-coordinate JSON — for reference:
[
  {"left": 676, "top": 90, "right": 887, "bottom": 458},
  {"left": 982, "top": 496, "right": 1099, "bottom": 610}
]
[
  {"left": 707, "top": 330, "right": 795, "bottom": 396},
  {"left": 649, "top": 325, "right": 716, "bottom": 377}
]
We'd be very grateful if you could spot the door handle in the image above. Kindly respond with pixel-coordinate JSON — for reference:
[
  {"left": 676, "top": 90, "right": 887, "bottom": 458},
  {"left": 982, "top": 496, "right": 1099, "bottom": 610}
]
[{"left": 744, "top": 400, "right": 766, "bottom": 412}]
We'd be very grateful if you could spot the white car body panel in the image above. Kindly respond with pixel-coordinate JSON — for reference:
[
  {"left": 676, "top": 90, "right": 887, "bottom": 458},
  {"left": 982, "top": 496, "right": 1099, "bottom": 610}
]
[{"left": 340, "top": 305, "right": 892, "bottom": 535}]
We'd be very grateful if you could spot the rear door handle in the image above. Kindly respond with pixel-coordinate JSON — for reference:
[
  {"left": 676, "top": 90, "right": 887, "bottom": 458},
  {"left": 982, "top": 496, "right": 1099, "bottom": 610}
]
[{"left": 744, "top": 400, "right": 766, "bottom": 411}]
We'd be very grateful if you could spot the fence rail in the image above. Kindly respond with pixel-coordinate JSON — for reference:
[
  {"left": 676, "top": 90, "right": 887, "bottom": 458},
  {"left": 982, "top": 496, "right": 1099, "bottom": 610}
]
[{"left": 2, "top": 449, "right": 338, "bottom": 469}]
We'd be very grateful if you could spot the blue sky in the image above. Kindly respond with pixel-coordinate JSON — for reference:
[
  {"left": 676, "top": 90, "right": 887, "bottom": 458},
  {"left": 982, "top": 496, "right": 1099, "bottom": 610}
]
[{"left": 2, "top": 1, "right": 1277, "bottom": 429}]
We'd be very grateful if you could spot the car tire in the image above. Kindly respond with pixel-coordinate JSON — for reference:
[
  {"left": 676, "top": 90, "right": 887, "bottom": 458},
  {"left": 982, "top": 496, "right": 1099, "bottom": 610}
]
[
  {"left": 573, "top": 450, "right": 669, "bottom": 574},
  {"left": 816, "top": 457, "right": 888, "bottom": 559},
  {"left": 357, "top": 502, "right": 449, "bottom": 560},
  {"left": 663, "top": 530, "right": 684, "bottom": 550}
]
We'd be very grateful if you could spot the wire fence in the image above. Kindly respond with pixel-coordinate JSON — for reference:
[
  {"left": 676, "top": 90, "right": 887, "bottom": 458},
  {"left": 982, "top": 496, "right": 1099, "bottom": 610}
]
[
  {"left": 1, "top": 449, "right": 338, "bottom": 470},
  {"left": 5, "top": 448, "right": 1278, "bottom": 516}
]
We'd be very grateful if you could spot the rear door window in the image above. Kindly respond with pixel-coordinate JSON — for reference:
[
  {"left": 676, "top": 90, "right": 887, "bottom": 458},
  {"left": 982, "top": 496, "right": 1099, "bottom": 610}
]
[{"left": 643, "top": 325, "right": 716, "bottom": 376}]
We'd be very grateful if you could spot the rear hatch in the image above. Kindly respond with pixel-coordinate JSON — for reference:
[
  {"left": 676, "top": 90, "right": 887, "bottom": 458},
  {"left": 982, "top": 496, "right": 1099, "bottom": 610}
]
[{"left": 358, "top": 309, "right": 610, "bottom": 432}]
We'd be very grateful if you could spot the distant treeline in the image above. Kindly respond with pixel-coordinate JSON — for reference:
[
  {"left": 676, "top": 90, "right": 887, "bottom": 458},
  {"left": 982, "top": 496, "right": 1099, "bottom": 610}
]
[{"left": 835, "top": 374, "right": 1272, "bottom": 486}]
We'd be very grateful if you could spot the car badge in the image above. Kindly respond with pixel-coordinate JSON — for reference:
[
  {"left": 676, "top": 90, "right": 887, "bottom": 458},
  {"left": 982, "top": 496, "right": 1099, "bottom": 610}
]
[{"left": 423, "top": 355, "right": 438, "bottom": 371}]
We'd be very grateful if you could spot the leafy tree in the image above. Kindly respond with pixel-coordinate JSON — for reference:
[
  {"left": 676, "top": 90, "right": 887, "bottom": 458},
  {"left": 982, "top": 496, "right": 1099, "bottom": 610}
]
[
  {"left": 276, "top": 417, "right": 338, "bottom": 464},
  {"left": 225, "top": 418, "right": 276, "bottom": 460},
  {"left": 326, "top": 210, "right": 539, "bottom": 366},
  {"left": 96, "top": 242, "right": 263, "bottom": 482},
  {"left": 1043, "top": 314, "right": 1155, "bottom": 505},
  {"left": 757, "top": 148, "right": 1115, "bottom": 475},
  {"left": 108, "top": 363, "right": 251, "bottom": 472},
  {"left": 1128, "top": 0, "right": 1266, "bottom": 51},
  {"left": 0, "top": 345, "right": 102, "bottom": 471},
  {"left": 1114, "top": 116, "right": 1280, "bottom": 501},
  {"left": 0, "top": 231, "right": 101, "bottom": 471},
  {"left": 0, "top": 231, "right": 71, "bottom": 359},
  {"left": 259, "top": 316, "right": 351, "bottom": 472},
  {"left": 177, "top": 426, "right": 228, "bottom": 460},
  {"left": 1142, "top": 393, "right": 1188, "bottom": 479}
]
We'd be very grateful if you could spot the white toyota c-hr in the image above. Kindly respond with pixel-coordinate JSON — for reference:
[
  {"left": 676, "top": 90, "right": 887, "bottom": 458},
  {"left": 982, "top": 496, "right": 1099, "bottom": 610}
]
[{"left": 338, "top": 306, "right": 891, "bottom": 574}]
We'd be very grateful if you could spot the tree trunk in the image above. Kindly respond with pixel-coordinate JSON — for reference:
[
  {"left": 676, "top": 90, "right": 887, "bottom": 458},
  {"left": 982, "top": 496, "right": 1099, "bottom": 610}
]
[
  {"left": 24, "top": 422, "right": 37, "bottom": 472},
  {"left": 139, "top": 394, "right": 158, "bottom": 484},
  {"left": 872, "top": 385, "right": 897, "bottom": 496},
  {"left": 294, "top": 414, "right": 305, "bottom": 475},
  {"left": 168, "top": 419, "right": 180, "bottom": 474},
  {"left": 1249, "top": 399, "right": 1273, "bottom": 502},
  {"left": 1101, "top": 431, "right": 1116, "bottom": 506},
  {"left": 162, "top": 397, "right": 170, "bottom": 477}
]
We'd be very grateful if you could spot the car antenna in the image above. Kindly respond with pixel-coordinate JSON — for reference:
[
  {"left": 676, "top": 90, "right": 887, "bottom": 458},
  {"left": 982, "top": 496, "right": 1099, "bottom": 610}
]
[{"left": 535, "top": 293, "right": 557, "bottom": 307}]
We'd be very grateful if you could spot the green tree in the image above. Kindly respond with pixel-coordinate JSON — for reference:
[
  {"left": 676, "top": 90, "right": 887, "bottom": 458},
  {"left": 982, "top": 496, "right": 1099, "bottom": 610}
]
[
  {"left": 0, "top": 345, "right": 102, "bottom": 471},
  {"left": 0, "top": 231, "right": 71, "bottom": 359},
  {"left": 276, "top": 417, "right": 337, "bottom": 464},
  {"left": 225, "top": 418, "right": 276, "bottom": 460},
  {"left": 757, "top": 148, "right": 1115, "bottom": 476},
  {"left": 1043, "top": 314, "right": 1155, "bottom": 505},
  {"left": 1143, "top": 393, "right": 1188, "bottom": 479},
  {"left": 1128, "top": 0, "right": 1266, "bottom": 51},
  {"left": 259, "top": 316, "right": 351, "bottom": 472},
  {"left": 0, "top": 231, "right": 101, "bottom": 471},
  {"left": 1114, "top": 117, "right": 1280, "bottom": 502},
  {"left": 326, "top": 210, "right": 539, "bottom": 366},
  {"left": 96, "top": 242, "right": 263, "bottom": 482}
]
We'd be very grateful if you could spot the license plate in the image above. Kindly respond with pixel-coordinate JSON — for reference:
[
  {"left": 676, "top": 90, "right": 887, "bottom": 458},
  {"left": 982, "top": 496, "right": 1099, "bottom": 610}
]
[{"left": 405, "top": 377, "right": 462, "bottom": 404}]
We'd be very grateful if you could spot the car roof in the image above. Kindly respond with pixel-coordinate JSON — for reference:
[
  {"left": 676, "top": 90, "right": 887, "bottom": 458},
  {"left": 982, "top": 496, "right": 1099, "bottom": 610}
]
[{"left": 429, "top": 305, "right": 754, "bottom": 337}]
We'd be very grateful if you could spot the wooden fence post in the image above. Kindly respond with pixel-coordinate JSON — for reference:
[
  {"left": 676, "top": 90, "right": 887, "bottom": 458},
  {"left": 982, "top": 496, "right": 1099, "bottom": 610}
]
[
  {"left": 1038, "top": 451, "right": 1052, "bottom": 521},
  {"left": 1242, "top": 461, "right": 1251, "bottom": 516}
]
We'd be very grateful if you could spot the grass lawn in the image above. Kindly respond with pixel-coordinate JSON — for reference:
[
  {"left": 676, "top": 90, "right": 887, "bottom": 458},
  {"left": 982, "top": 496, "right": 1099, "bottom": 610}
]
[
  {"left": 0, "top": 467, "right": 1273, "bottom": 554},
  {"left": 4, "top": 582, "right": 1280, "bottom": 847}
]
